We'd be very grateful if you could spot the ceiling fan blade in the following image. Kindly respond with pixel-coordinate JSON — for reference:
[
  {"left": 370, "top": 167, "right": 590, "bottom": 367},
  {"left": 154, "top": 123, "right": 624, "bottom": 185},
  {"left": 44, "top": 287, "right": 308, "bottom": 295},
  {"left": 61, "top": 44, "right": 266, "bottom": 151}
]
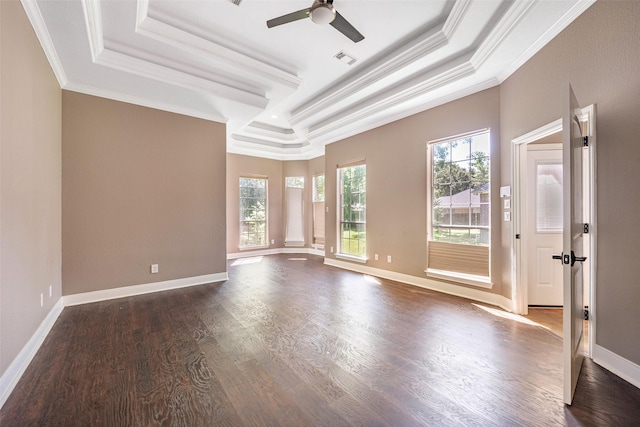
[
  {"left": 330, "top": 11, "right": 364, "bottom": 43},
  {"left": 267, "top": 8, "right": 310, "bottom": 28}
]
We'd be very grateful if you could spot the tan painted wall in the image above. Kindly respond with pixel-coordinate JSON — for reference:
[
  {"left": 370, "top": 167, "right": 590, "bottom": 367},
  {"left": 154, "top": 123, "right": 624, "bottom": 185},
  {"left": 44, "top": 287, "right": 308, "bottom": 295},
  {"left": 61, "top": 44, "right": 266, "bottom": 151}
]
[
  {"left": 0, "top": 1, "right": 62, "bottom": 376},
  {"left": 62, "top": 92, "right": 226, "bottom": 295},
  {"left": 227, "top": 153, "right": 283, "bottom": 253},
  {"left": 324, "top": 87, "right": 502, "bottom": 291},
  {"left": 500, "top": 1, "right": 640, "bottom": 365}
]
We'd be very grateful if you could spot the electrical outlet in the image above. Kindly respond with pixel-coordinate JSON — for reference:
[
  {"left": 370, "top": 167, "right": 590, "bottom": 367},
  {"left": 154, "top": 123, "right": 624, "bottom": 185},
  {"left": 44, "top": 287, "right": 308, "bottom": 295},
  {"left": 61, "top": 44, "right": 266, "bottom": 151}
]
[
  {"left": 49, "top": 285, "right": 52, "bottom": 298},
  {"left": 387, "top": 255, "right": 392, "bottom": 263},
  {"left": 374, "top": 254, "right": 379, "bottom": 261},
  {"left": 40, "top": 293, "right": 44, "bottom": 307},
  {"left": 151, "top": 264, "right": 159, "bottom": 274},
  {"left": 271, "top": 239, "right": 275, "bottom": 245},
  {"left": 330, "top": 247, "right": 334, "bottom": 253}
]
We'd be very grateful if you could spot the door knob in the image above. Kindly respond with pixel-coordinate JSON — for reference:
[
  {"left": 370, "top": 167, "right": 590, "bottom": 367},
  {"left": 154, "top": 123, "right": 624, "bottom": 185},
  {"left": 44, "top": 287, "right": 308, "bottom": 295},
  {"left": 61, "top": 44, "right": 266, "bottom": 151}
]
[
  {"left": 552, "top": 253, "right": 570, "bottom": 264},
  {"left": 571, "top": 250, "right": 587, "bottom": 267}
]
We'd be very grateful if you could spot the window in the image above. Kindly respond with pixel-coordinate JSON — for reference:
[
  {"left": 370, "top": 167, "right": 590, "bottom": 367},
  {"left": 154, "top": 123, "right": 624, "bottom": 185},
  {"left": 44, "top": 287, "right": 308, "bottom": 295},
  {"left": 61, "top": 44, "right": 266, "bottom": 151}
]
[
  {"left": 428, "top": 131, "right": 490, "bottom": 282},
  {"left": 338, "top": 162, "right": 366, "bottom": 259},
  {"left": 312, "top": 175, "right": 325, "bottom": 247},
  {"left": 239, "top": 177, "right": 267, "bottom": 248},
  {"left": 285, "top": 177, "right": 305, "bottom": 246}
]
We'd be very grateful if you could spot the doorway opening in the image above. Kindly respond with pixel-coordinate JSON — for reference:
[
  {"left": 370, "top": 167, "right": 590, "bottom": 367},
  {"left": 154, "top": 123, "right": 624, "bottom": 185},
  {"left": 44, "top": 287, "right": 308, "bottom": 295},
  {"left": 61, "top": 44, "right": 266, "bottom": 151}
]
[{"left": 511, "top": 107, "right": 596, "bottom": 358}]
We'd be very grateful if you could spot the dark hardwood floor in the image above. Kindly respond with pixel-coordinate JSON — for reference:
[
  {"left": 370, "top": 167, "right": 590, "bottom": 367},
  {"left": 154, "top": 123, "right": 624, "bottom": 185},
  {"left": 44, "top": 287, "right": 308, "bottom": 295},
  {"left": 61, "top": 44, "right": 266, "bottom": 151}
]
[{"left": 2, "top": 254, "right": 639, "bottom": 426}]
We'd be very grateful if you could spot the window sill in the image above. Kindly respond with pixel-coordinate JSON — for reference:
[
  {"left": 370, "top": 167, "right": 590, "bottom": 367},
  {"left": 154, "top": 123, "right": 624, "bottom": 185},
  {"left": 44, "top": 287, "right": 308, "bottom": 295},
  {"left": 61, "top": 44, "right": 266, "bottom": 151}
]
[
  {"left": 239, "top": 245, "right": 270, "bottom": 251},
  {"left": 335, "top": 253, "right": 368, "bottom": 264},
  {"left": 425, "top": 269, "right": 493, "bottom": 289},
  {"left": 285, "top": 242, "right": 305, "bottom": 247}
]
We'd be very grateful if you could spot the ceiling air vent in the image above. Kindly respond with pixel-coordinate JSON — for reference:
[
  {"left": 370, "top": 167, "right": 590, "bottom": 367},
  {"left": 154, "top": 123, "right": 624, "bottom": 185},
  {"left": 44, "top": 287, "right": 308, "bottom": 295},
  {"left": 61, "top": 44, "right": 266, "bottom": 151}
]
[{"left": 335, "top": 51, "right": 357, "bottom": 66}]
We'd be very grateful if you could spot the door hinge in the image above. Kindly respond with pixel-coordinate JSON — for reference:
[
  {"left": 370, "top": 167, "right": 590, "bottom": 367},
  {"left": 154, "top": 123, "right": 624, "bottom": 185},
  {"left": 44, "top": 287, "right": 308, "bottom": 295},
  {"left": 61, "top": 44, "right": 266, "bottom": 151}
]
[
  {"left": 584, "top": 306, "right": 590, "bottom": 320},
  {"left": 583, "top": 136, "right": 589, "bottom": 147},
  {"left": 515, "top": 234, "right": 521, "bottom": 239},
  {"left": 584, "top": 223, "right": 590, "bottom": 234}
]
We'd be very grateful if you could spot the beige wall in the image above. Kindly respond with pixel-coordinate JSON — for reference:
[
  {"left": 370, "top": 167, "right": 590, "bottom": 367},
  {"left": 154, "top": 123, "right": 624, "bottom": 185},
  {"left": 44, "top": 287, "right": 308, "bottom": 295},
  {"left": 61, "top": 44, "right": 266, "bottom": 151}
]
[
  {"left": 324, "top": 87, "right": 502, "bottom": 291},
  {"left": 62, "top": 92, "right": 226, "bottom": 295},
  {"left": 227, "top": 153, "right": 284, "bottom": 253},
  {"left": 1, "top": 1, "right": 62, "bottom": 376},
  {"left": 500, "top": 1, "right": 640, "bottom": 365}
]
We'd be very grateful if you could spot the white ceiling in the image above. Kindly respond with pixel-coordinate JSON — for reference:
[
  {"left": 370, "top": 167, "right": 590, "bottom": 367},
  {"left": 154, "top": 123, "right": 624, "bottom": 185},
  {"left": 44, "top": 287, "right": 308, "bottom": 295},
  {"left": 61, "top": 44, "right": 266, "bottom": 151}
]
[{"left": 24, "top": 0, "right": 595, "bottom": 160}]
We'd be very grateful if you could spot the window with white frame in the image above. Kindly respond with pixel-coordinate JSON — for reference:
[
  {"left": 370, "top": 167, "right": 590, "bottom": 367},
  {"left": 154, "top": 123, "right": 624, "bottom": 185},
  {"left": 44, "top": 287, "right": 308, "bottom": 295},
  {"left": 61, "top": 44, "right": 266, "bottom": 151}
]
[
  {"left": 338, "top": 162, "right": 366, "bottom": 259},
  {"left": 239, "top": 177, "right": 267, "bottom": 248},
  {"left": 285, "top": 177, "right": 305, "bottom": 246},
  {"left": 427, "top": 131, "right": 490, "bottom": 281},
  {"left": 312, "top": 175, "right": 325, "bottom": 247}
]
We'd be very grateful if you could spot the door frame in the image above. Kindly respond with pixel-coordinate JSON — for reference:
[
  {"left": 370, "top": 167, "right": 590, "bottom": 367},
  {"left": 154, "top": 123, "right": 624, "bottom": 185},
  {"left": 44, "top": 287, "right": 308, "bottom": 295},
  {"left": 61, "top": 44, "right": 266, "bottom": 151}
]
[{"left": 511, "top": 105, "right": 597, "bottom": 357}]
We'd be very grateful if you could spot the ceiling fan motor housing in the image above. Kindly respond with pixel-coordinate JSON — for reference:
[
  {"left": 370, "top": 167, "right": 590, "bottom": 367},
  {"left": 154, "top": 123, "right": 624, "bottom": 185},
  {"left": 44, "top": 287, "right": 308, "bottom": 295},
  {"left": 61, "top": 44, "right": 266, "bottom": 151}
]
[{"left": 310, "top": 2, "right": 336, "bottom": 25}]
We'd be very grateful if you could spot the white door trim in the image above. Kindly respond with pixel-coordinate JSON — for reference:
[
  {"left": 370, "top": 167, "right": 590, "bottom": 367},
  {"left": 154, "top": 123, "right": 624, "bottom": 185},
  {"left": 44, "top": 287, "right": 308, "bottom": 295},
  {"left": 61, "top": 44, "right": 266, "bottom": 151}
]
[
  {"left": 511, "top": 106, "right": 596, "bottom": 357},
  {"left": 511, "top": 119, "right": 562, "bottom": 315}
]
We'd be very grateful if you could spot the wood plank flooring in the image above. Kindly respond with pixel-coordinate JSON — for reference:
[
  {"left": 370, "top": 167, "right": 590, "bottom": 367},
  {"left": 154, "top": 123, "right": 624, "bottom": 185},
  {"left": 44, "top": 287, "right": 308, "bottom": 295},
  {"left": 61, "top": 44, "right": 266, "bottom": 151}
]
[{"left": 2, "top": 254, "right": 639, "bottom": 426}]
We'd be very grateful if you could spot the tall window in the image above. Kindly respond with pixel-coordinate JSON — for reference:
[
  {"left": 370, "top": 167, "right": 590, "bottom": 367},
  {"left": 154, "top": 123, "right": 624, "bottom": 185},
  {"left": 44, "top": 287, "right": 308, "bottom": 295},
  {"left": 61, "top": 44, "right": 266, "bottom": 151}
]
[
  {"left": 285, "top": 177, "right": 305, "bottom": 246},
  {"left": 312, "top": 175, "right": 325, "bottom": 247},
  {"left": 428, "top": 131, "right": 490, "bottom": 280},
  {"left": 338, "top": 162, "right": 366, "bottom": 258},
  {"left": 239, "top": 177, "right": 267, "bottom": 248}
]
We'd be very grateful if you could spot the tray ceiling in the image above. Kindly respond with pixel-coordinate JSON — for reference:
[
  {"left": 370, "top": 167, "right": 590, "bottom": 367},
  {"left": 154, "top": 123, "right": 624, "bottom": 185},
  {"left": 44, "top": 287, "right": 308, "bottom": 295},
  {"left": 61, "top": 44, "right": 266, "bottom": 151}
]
[{"left": 24, "top": 0, "right": 595, "bottom": 160}]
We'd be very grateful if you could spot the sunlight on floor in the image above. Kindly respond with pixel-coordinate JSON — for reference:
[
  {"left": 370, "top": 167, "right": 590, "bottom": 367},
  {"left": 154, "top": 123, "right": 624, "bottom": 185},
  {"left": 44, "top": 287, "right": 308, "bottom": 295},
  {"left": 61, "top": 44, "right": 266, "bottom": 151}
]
[
  {"left": 472, "top": 303, "right": 550, "bottom": 330},
  {"left": 287, "top": 258, "right": 308, "bottom": 261},
  {"left": 230, "top": 256, "right": 263, "bottom": 266},
  {"left": 362, "top": 275, "right": 382, "bottom": 285}
]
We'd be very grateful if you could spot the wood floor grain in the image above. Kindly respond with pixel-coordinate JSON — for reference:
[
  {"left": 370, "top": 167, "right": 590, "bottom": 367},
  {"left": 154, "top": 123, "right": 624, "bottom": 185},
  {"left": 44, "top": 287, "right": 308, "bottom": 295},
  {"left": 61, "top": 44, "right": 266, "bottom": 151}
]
[{"left": 2, "top": 254, "right": 639, "bottom": 426}]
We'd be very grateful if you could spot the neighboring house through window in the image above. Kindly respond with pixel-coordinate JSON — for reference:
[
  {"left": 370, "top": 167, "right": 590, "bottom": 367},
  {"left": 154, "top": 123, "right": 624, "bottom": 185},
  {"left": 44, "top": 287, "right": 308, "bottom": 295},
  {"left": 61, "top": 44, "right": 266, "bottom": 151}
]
[
  {"left": 239, "top": 176, "right": 267, "bottom": 248},
  {"left": 427, "top": 130, "right": 490, "bottom": 285},
  {"left": 338, "top": 161, "right": 366, "bottom": 260}
]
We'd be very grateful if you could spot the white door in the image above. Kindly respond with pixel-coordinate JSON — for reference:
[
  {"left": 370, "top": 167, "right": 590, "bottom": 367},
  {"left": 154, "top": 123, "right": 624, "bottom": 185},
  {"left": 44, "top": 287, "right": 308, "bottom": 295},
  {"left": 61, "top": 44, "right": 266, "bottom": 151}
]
[
  {"left": 526, "top": 146, "right": 563, "bottom": 306},
  {"left": 562, "top": 85, "right": 589, "bottom": 405}
]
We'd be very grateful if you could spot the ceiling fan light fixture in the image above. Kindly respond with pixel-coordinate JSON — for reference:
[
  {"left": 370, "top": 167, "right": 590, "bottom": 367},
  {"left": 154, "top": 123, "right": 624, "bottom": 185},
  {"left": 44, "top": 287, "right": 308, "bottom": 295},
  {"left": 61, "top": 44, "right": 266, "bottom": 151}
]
[{"left": 309, "top": 3, "right": 336, "bottom": 25}]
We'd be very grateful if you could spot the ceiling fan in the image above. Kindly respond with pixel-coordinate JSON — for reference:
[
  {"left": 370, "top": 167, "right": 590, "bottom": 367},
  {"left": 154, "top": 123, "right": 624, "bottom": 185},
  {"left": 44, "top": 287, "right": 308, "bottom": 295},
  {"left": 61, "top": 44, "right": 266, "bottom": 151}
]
[{"left": 267, "top": 0, "right": 364, "bottom": 43}]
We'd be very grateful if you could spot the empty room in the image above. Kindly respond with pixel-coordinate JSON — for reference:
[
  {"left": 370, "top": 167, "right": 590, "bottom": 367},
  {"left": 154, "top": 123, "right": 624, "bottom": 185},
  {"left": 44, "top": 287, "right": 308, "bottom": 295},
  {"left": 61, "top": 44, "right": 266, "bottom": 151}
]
[{"left": 1, "top": 0, "right": 640, "bottom": 425}]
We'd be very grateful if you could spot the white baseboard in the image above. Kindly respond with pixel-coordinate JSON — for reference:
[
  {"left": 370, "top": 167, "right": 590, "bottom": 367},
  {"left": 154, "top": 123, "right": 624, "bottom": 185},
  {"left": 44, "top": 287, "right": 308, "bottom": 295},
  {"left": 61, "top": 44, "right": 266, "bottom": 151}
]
[
  {"left": 592, "top": 344, "right": 640, "bottom": 390},
  {"left": 324, "top": 258, "right": 514, "bottom": 312},
  {"left": 0, "top": 298, "right": 64, "bottom": 409},
  {"left": 63, "top": 272, "right": 228, "bottom": 306},
  {"left": 227, "top": 247, "right": 325, "bottom": 260}
]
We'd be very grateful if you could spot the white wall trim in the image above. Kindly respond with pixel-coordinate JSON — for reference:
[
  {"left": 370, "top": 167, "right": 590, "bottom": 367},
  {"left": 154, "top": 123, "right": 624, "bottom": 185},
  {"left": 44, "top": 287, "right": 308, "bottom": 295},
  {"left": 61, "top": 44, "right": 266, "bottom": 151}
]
[
  {"left": 20, "top": 0, "right": 68, "bottom": 87},
  {"left": 227, "top": 247, "right": 325, "bottom": 260},
  {"left": 0, "top": 298, "right": 64, "bottom": 409},
  {"left": 325, "top": 258, "right": 514, "bottom": 313},
  {"left": 592, "top": 344, "right": 640, "bottom": 390},
  {"left": 63, "top": 272, "right": 228, "bottom": 306}
]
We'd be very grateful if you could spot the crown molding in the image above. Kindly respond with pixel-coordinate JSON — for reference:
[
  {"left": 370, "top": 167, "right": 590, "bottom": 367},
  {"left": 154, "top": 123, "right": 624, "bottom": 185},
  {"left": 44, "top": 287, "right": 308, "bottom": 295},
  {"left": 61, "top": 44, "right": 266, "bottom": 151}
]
[
  {"left": 136, "top": 0, "right": 301, "bottom": 91},
  {"left": 63, "top": 82, "right": 228, "bottom": 123},
  {"left": 307, "top": 53, "right": 476, "bottom": 139},
  {"left": 289, "top": 0, "right": 473, "bottom": 127},
  {"left": 442, "top": 0, "right": 472, "bottom": 37},
  {"left": 470, "top": 0, "right": 536, "bottom": 69},
  {"left": 231, "top": 134, "right": 309, "bottom": 150},
  {"left": 497, "top": 0, "right": 597, "bottom": 82},
  {"left": 245, "top": 122, "right": 298, "bottom": 141},
  {"left": 80, "top": 0, "right": 103, "bottom": 61},
  {"left": 227, "top": 138, "right": 324, "bottom": 161},
  {"left": 95, "top": 46, "right": 268, "bottom": 110},
  {"left": 20, "top": 0, "right": 68, "bottom": 87}
]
